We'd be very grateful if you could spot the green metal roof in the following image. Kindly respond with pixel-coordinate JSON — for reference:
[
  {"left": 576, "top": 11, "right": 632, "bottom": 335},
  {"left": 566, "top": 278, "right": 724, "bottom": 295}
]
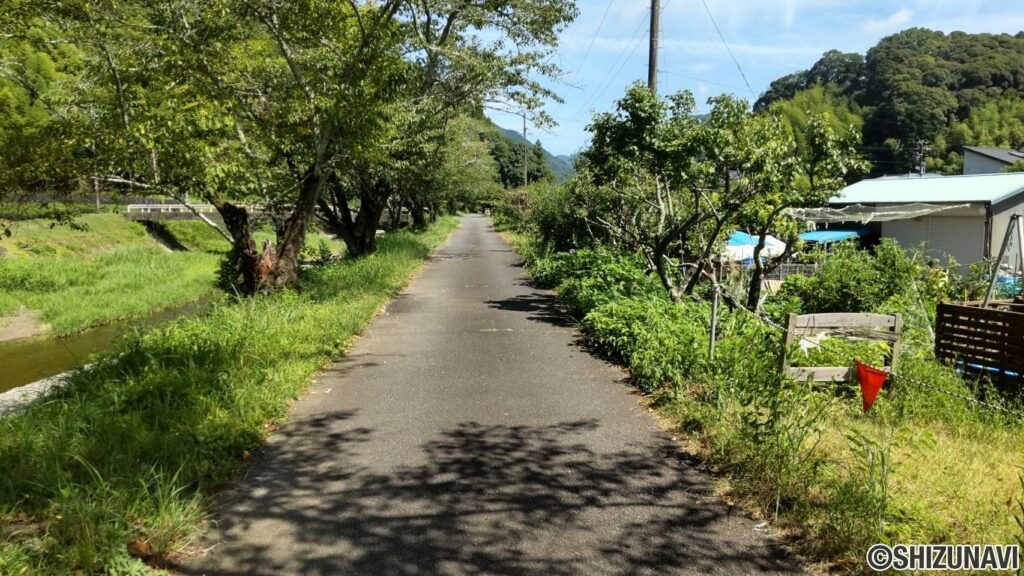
[{"left": 831, "top": 173, "right": 1024, "bottom": 206}]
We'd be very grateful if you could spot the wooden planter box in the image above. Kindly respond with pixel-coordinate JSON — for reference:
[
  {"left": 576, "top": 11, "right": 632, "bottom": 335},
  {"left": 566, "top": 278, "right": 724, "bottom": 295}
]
[{"left": 935, "top": 299, "right": 1024, "bottom": 393}]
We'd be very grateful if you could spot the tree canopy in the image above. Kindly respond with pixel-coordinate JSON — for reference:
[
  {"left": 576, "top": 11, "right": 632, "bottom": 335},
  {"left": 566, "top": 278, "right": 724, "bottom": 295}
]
[
  {"left": 756, "top": 29, "right": 1024, "bottom": 175},
  {"left": 1, "top": 0, "right": 578, "bottom": 291}
]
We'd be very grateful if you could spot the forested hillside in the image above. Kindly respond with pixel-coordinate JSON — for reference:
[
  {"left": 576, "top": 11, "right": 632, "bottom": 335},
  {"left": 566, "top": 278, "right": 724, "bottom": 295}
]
[
  {"left": 494, "top": 126, "right": 574, "bottom": 182},
  {"left": 757, "top": 29, "right": 1024, "bottom": 174}
]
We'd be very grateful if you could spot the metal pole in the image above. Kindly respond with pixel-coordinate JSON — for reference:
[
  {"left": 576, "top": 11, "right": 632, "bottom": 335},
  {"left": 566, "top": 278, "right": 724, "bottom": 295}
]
[
  {"left": 983, "top": 214, "right": 1019, "bottom": 307},
  {"left": 709, "top": 284, "right": 720, "bottom": 362},
  {"left": 648, "top": 0, "right": 660, "bottom": 93},
  {"left": 1016, "top": 215, "right": 1024, "bottom": 289},
  {"left": 522, "top": 113, "right": 528, "bottom": 188}
]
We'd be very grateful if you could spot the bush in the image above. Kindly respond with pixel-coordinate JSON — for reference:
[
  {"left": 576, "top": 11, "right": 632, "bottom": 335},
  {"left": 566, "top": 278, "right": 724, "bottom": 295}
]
[
  {"left": 768, "top": 239, "right": 920, "bottom": 317},
  {"left": 0, "top": 202, "right": 97, "bottom": 221},
  {"left": 555, "top": 252, "right": 662, "bottom": 317},
  {"left": 584, "top": 298, "right": 709, "bottom": 395}
]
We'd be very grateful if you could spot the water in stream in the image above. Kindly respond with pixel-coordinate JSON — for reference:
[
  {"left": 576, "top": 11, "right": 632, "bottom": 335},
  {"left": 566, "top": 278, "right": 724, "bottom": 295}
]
[{"left": 0, "top": 300, "right": 210, "bottom": 394}]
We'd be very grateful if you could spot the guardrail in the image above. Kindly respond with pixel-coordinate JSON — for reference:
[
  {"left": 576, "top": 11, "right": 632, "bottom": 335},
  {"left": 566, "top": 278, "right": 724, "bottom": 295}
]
[{"left": 125, "top": 204, "right": 220, "bottom": 214}]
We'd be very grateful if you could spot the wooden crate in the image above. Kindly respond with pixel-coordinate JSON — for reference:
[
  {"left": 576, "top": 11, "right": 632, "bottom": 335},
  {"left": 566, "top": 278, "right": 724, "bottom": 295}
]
[{"left": 935, "top": 301, "right": 1024, "bottom": 393}]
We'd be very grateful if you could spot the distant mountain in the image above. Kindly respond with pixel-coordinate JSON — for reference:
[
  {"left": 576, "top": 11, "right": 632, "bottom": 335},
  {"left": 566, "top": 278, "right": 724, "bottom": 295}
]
[{"left": 495, "top": 126, "right": 574, "bottom": 183}]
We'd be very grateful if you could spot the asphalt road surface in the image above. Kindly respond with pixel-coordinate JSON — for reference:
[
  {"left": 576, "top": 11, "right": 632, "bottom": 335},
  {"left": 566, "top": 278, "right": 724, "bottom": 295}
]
[{"left": 181, "top": 215, "right": 799, "bottom": 576}]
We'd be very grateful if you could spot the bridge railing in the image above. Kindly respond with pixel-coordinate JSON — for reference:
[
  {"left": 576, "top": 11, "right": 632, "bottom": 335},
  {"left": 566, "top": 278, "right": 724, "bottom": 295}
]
[{"left": 125, "top": 203, "right": 220, "bottom": 214}]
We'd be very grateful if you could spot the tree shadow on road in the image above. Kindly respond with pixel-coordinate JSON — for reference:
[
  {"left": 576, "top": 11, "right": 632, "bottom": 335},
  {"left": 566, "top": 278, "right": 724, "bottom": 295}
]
[
  {"left": 485, "top": 292, "right": 576, "bottom": 329},
  {"left": 176, "top": 417, "right": 798, "bottom": 576}
]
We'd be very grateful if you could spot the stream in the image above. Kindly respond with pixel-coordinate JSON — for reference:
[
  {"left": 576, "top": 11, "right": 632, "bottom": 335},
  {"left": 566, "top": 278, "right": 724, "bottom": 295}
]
[{"left": 0, "top": 299, "right": 210, "bottom": 395}]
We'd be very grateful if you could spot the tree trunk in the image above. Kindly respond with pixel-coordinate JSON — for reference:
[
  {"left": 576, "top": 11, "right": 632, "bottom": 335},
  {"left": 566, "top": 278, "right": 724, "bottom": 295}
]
[
  {"left": 653, "top": 232, "right": 683, "bottom": 302},
  {"left": 316, "top": 175, "right": 390, "bottom": 258},
  {"left": 682, "top": 217, "right": 728, "bottom": 296},
  {"left": 410, "top": 198, "right": 427, "bottom": 229},
  {"left": 746, "top": 234, "right": 767, "bottom": 311},
  {"left": 387, "top": 194, "right": 403, "bottom": 229},
  {"left": 269, "top": 166, "right": 325, "bottom": 288},
  {"left": 215, "top": 201, "right": 260, "bottom": 295}
]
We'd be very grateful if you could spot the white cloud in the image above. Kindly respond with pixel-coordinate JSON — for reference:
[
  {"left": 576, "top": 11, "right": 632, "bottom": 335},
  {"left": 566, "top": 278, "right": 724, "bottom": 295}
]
[{"left": 861, "top": 8, "right": 914, "bottom": 34}]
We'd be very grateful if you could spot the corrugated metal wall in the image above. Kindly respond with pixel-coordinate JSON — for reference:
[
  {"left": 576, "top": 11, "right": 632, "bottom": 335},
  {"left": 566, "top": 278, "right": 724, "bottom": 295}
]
[
  {"left": 882, "top": 215, "right": 986, "bottom": 267},
  {"left": 991, "top": 202, "right": 1024, "bottom": 273}
]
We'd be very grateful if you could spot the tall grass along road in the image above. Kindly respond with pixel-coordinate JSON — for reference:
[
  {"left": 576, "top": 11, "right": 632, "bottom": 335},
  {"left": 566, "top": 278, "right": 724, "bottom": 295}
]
[
  {"left": 180, "top": 215, "right": 797, "bottom": 576},
  {"left": 0, "top": 219, "right": 457, "bottom": 575}
]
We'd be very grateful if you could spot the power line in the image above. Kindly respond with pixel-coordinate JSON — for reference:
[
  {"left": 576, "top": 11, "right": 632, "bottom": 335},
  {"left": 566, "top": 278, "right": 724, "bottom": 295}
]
[
  {"left": 659, "top": 70, "right": 749, "bottom": 93},
  {"left": 699, "top": 0, "right": 755, "bottom": 98},
  {"left": 587, "top": 34, "right": 647, "bottom": 120},
  {"left": 570, "top": 0, "right": 615, "bottom": 85},
  {"left": 568, "top": 20, "right": 647, "bottom": 124}
]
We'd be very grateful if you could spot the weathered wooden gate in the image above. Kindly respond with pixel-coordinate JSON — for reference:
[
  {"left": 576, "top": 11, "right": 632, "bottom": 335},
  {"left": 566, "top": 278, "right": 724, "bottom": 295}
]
[{"left": 779, "top": 313, "right": 903, "bottom": 382}]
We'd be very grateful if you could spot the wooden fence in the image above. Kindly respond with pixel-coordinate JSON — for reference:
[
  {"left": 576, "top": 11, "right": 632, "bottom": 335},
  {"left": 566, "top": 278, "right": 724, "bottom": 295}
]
[
  {"left": 935, "top": 300, "right": 1024, "bottom": 393},
  {"left": 779, "top": 312, "right": 902, "bottom": 382}
]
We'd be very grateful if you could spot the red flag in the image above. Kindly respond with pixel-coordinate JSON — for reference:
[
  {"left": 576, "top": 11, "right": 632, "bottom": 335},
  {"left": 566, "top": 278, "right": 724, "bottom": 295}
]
[{"left": 856, "top": 360, "right": 888, "bottom": 414}]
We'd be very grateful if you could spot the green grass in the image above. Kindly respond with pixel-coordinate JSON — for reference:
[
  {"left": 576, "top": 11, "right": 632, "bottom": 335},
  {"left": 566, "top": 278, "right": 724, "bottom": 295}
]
[
  {"left": 0, "top": 248, "right": 221, "bottom": 336},
  {"left": 0, "top": 214, "right": 155, "bottom": 259},
  {"left": 158, "top": 221, "right": 232, "bottom": 254},
  {"left": 0, "top": 217, "right": 457, "bottom": 575},
  {"left": 0, "top": 214, "right": 225, "bottom": 336},
  {"left": 515, "top": 241, "right": 1024, "bottom": 575}
]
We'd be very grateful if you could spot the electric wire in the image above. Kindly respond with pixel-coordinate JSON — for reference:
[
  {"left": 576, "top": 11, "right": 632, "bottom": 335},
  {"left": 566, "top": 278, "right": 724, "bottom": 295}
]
[
  {"left": 568, "top": 19, "right": 647, "bottom": 124},
  {"left": 570, "top": 0, "right": 615, "bottom": 85},
  {"left": 699, "top": 0, "right": 755, "bottom": 97}
]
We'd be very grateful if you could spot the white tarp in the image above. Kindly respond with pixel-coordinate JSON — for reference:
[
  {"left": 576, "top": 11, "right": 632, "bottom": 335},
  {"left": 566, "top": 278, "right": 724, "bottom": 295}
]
[{"left": 724, "top": 232, "right": 786, "bottom": 262}]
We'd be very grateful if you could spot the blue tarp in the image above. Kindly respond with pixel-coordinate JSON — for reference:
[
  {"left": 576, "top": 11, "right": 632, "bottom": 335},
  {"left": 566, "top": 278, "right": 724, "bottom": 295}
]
[
  {"left": 727, "top": 231, "right": 758, "bottom": 246},
  {"left": 799, "top": 230, "right": 867, "bottom": 244}
]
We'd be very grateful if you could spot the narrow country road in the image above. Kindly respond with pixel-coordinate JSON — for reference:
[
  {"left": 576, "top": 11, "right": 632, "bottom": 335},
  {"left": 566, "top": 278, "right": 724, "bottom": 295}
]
[{"left": 182, "top": 215, "right": 798, "bottom": 576}]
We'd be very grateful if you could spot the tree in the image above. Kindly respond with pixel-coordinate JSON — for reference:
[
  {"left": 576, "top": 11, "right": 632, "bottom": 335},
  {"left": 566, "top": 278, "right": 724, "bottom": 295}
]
[
  {"left": 758, "top": 29, "right": 1024, "bottom": 175},
  {"left": 575, "top": 83, "right": 864, "bottom": 307},
  {"left": 7, "top": 0, "right": 577, "bottom": 290},
  {"left": 739, "top": 114, "right": 868, "bottom": 309},
  {"left": 313, "top": 0, "right": 576, "bottom": 256}
]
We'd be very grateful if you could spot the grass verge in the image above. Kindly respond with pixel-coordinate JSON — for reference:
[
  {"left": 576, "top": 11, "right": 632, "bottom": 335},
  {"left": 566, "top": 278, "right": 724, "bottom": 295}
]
[
  {"left": 0, "top": 214, "right": 223, "bottom": 337},
  {"left": 0, "top": 249, "right": 221, "bottom": 337},
  {"left": 0, "top": 217, "right": 458, "bottom": 574},
  {"left": 508, "top": 234, "right": 1024, "bottom": 575}
]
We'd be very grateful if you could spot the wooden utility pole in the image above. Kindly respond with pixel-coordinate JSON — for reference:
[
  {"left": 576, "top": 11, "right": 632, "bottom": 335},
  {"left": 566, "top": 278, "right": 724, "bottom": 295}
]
[
  {"left": 522, "top": 113, "right": 529, "bottom": 187},
  {"left": 648, "top": 0, "right": 660, "bottom": 92}
]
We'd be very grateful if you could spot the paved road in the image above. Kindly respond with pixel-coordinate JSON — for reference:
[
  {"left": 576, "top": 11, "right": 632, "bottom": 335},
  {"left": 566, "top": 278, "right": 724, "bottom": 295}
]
[{"left": 181, "top": 215, "right": 798, "bottom": 576}]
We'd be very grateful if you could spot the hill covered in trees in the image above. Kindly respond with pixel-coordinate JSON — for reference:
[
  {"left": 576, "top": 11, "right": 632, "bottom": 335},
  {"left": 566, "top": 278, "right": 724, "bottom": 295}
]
[
  {"left": 757, "top": 29, "right": 1024, "bottom": 175},
  {"left": 493, "top": 126, "right": 574, "bottom": 182}
]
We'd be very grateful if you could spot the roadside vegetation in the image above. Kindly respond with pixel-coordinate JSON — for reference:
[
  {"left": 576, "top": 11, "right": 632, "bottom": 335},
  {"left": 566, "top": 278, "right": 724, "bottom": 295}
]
[
  {"left": 0, "top": 218, "right": 456, "bottom": 575},
  {"left": 0, "top": 215, "right": 220, "bottom": 337},
  {"left": 494, "top": 83, "right": 1024, "bottom": 573}
]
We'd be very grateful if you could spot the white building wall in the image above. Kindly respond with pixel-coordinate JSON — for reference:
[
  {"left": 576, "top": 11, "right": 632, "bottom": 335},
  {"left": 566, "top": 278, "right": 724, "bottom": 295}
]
[
  {"left": 991, "top": 199, "right": 1024, "bottom": 274},
  {"left": 964, "top": 152, "right": 1009, "bottom": 175},
  {"left": 882, "top": 215, "right": 986, "bottom": 267}
]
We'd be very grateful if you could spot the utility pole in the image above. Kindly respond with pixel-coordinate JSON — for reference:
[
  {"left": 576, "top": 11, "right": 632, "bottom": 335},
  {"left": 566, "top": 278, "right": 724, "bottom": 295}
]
[
  {"left": 916, "top": 140, "right": 930, "bottom": 176},
  {"left": 648, "top": 0, "right": 660, "bottom": 93},
  {"left": 522, "top": 113, "right": 529, "bottom": 187}
]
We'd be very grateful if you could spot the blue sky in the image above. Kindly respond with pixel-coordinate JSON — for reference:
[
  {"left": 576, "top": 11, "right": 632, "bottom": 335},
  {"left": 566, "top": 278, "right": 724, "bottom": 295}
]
[{"left": 485, "top": 0, "right": 1024, "bottom": 158}]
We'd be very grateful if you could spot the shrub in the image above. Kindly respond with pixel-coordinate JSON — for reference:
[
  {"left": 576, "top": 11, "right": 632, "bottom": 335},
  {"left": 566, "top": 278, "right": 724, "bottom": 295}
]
[
  {"left": 555, "top": 253, "right": 662, "bottom": 317},
  {"left": 584, "top": 298, "right": 709, "bottom": 396},
  {"left": 768, "top": 239, "right": 920, "bottom": 317}
]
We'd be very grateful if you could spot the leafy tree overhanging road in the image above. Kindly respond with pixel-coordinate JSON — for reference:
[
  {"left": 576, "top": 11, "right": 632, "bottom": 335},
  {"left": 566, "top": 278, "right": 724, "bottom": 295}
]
[{"left": 181, "top": 216, "right": 799, "bottom": 576}]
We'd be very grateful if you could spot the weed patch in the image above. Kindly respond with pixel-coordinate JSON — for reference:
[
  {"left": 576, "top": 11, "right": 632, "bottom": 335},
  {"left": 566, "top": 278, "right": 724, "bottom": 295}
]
[
  {"left": 521, "top": 244, "right": 1024, "bottom": 574},
  {"left": 0, "top": 218, "right": 457, "bottom": 574}
]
